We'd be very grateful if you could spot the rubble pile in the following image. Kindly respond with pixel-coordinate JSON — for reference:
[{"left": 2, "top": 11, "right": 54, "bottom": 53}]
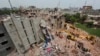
[
  {"left": 8, "top": 17, "right": 100, "bottom": 56},
  {"left": 26, "top": 18, "right": 100, "bottom": 56}
]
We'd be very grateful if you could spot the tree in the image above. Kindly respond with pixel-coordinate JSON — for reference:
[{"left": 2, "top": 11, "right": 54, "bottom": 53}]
[
  {"left": 86, "top": 22, "right": 93, "bottom": 28},
  {"left": 74, "top": 13, "right": 81, "bottom": 22},
  {"left": 70, "top": 16, "right": 77, "bottom": 23},
  {"left": 63, "top": 13, "right": 81, "bottom": 23},
  {"left": 64, "top": 13, "right": 70, "bottom": 18},
  {"left": 80, "top": 15, "right": 87, "bottom": 24},
  {"left": 74, "top": 13, "right": 80, "bottom": 19},
  {"left": 0, "top": 7, "right": 10, "bottom": 15},
  {"left": 63, "top": 13, "right": 71, "bottom": 22},
  {"left": 0, "top": 7, "right": 19, "bottom": 15}
]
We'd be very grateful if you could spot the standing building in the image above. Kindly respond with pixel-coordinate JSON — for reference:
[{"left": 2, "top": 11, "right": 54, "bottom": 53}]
[{"left": 83, "top": 6, "right": 93, "bottom": 10}]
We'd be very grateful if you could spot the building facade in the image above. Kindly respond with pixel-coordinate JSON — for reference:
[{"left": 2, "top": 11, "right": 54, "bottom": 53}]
[
  {"left": 0, "top": 21, "right": 15, "bottom": 56},
  {"left": 3, "top": 15, "right": 44, "bottom": 55}
]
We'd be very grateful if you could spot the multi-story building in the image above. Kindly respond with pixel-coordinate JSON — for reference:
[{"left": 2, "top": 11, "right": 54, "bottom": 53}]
[
  {"left": 3, "top": 15, "right": 44, "bottom": 55},
  {"left": 0, "top": 6, "right": 66, "bottom": 56},
  {"left": 83, "top": 6, "right": 93, "bottom": 10},
  {"left": 0, "top": 12, "right": 45, "bottom": 56},
  {"left": 0, "top": 21, "right": 15, "bottom": 56}
]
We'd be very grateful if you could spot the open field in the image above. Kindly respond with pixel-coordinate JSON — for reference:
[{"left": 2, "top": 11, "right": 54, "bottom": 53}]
[{"left": 75, "top": 23, "right": 100, "bottom": 37}]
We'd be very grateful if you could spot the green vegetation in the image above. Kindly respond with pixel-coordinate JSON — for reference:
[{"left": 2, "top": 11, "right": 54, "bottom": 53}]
[
  {"left": 75, "top": 23, "right": 100, "bottom": 37},
  {"left": 86, "top": 22, "right": 93, "bottom": 27},
  {"left": 64, "top": 13, "right": 81, "bottom": 23},
  {"left": 63, "top": 13, "right": 99, "bottom": 37},
  {"left": 63, "top": 13, "right": 71, "bottom": 22},
  {"left": 64, "top": 13, "right": 88, "bottom": 24},
  {"left": 0, "top": 7, "right": 19, "bottom": 15},
  {"left": 80, "top": 15, "right": 87, "bottom": 24}
]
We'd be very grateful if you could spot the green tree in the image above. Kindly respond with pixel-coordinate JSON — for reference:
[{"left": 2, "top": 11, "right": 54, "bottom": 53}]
[
  {"left": 0, "top": 7, "right": 19, "bottom": 15},
  {"left": 74, "top": 13, "right": 80, "bottom": 19},
  {"left": 63, "top": 13, "right": 70, "bottom": 18},
  {"left": 63, "top": 13, "right": 71, "bottom": 22},
  {"left": 74, "top": 13, "right": 80, "bottom": 22},
  {"left": 63, "top": 13, "right": 81, "bottom": 23},
  {"left": 0, "top": 8, "right": 10, "bottom": 15},
  {"left": 80, "top": 15, "right": 87, "bottom": 24},
  {"left": 70, "top": 16, "right": 77, "bottom": 23},
  {"left": 86, "top": 22, "right": 93, "bottom": 28}
]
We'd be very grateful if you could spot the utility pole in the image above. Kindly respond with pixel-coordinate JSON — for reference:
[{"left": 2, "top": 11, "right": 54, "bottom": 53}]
[
  {"left": 84, "top": 0, "right": 87, "bottom": 6},
  {"left": 8, "top": 0, "right": 13, "bottom": 12},
  {"left": 8, "top": 0, "right": 25, "bottom": 55},
  {"left": 57, "top": 0, "right": 60, "bottom": 9}
]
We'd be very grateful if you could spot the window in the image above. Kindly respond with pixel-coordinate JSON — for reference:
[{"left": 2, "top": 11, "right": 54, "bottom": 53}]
[
  {"left": 31, "top": 13, "right": 35, "bottom": 15},
  {"left": 21, "top": 21, "right": 25, "bottom": 29},
  {"left": 64, "top": 24, "right": 67, "bottom": 28},
  {"left": 9, "top": 23, "right": 13, "bottom": 28},
  {"left": 29, "top": 20, "right": 34, "bottom": 33},
  {"left": 90, "top": 17, "right": 93, "bottom": 20},
  {"left": 24, "top": 30, "right": 27, "bottom": 36},
  {"left": 9, "top": 24, "right": 12, "bottom": 26},
  {"left": 1, "top": 41, "right": 8, "bottom": 45},
  {"left": 6, "top": 47, "right": 11, "bottom": 51},
  {"left": 54, "top": 16, "right": 57, "bottom": 19},
  {"left": 0, "top": 33, "right": 4, "bottom": 37}
]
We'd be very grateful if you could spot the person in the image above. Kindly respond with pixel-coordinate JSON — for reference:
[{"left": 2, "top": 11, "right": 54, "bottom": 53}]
[{"left": 41, "top": 28, "right": 51, "bottom": 48}]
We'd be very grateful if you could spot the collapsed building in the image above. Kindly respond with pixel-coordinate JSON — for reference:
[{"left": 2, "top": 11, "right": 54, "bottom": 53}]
[
  {"left": 0, "top": 6, "right": 62, "bottom": 56},
  {"left": 0, "top": 21, "right": 15, "bottom": 56},
  {"left": 3, "top": 15, "right": 45, "bottom": 55},
  {"left": 0, "top": 6, "right": 100, "bottom": 56}
]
